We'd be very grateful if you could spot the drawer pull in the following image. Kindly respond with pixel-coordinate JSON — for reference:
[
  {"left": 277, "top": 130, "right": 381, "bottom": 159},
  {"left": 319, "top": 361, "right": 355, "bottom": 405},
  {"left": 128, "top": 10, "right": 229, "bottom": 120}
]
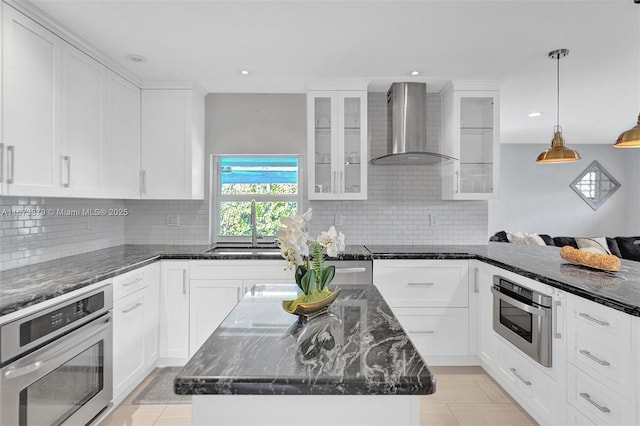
[
  {"left": 578, "top": 312, "right": 609, "bottom": 327},
  {"left": 122, "top": 277, "right": 144, "bottom": 287},
  {"left": 407, "top": 282, "right": 434, "bottom": 287},
  {"left": 579, "top": 349, "right": 610, "bottom": 366},
  {"left": 409, "top": 330, "right": 435, "bottom": 334},
  {"left": 509, "top": 368, "right": 532, "bottom": 386},
  {"left": 579, "top": 392, "right": 610, "bottom": 413},
  {"left": 122, "top": 302, "right": 143, "bottom": 314}
]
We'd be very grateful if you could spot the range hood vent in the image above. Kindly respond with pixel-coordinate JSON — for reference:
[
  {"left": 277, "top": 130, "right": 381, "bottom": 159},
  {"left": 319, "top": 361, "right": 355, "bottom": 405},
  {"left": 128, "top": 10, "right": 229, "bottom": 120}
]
[{"left": 370, "top": 82, "right": 457, "bottom": 165}]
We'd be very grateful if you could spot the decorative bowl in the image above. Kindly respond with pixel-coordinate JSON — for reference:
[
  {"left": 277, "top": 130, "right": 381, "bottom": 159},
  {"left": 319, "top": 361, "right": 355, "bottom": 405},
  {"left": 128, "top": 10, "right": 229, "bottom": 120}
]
[{"left": 282, "top": 288, "right": 341, "bottom": 319}]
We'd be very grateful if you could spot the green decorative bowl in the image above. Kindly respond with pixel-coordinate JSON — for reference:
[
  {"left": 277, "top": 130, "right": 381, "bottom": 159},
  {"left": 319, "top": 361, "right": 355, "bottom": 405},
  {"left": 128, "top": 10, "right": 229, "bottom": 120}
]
[{"left": 282, "top": 288, "right": 341, "bottom": 319}]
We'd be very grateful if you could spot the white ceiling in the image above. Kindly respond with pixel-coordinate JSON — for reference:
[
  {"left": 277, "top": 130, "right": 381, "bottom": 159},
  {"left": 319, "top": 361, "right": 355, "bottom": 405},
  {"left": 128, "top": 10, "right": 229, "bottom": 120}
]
[{"left": 28, "top": 0, "right": 640, "bottom": 144}]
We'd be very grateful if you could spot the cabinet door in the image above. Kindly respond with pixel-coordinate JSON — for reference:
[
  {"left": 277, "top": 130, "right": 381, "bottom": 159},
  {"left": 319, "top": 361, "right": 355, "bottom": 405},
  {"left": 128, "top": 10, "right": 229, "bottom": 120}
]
[
  {"left": 2, "top": 5, "right": 63, "bottom": 196},
  {"left": 337, "top": 92, "right": 367, "bottom": 200},
  {"left": 160, "top": 261, "right": 190, "bottom": 359},
  {"left": 189, "top": 279, "right": 242, "bottom": 355},
  {"left": 441, "top": 86, "right": 500, "bottom": 200},
  {"left": 60, "top": 43, "right": 105, "bottom": 196},
  {"left": 113, "top": 287, "right": 146, "bottom": 401},
  {"left": 144, "top": 263, "right": 161, "bottom": 366},
  {"left": 141, "top": 89, "right": 204, "bottom": 199},
  {"left": 105, "top": 71, "right": 141, "bottom": 199},
  {"left": 475, "top": 261, "right": 499, "bottom": 366},
  {"left": 307, "top": 91, "right": 338, "bottom": 199}
]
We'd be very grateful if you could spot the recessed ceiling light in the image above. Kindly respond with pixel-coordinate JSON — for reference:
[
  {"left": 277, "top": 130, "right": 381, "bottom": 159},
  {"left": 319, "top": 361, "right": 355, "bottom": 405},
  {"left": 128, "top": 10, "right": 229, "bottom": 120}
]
[
  {"left": 528, "top": 112, "right": 543, "bottom": 118},
  {"left": 240, "top": 70, "right": 249, "bottom": 75},
  {"left": 126, "top": 54, "right": 145, "bottom": 62},
  {"left": 410, "top": 70, "right": 420, "bottom": 76}
]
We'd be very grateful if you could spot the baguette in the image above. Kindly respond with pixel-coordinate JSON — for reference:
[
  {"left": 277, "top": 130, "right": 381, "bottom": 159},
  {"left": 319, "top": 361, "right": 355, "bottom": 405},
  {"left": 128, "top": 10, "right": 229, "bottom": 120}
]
[{"left": 560, "top": 245, "right": 621, "bottom": 271}]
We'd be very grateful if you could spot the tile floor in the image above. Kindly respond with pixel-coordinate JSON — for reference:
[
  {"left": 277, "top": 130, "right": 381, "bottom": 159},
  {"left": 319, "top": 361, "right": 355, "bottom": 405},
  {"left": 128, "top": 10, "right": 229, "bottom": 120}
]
[{"left": 98, "top": 366, "right": 537, "bottom": 426}]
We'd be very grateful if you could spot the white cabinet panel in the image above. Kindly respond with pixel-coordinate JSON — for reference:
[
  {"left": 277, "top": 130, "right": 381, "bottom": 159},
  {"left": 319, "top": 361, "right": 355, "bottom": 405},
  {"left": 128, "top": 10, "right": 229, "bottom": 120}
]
[
  {"left": 144, "top": 263, "right": 160, "bottom": 365},
  {"left": 160, "top": 261, "right": 190, "bottom": 360},
  {"left": 113, "top": 287, "right": 146, "bottom": 401},
  {"left": 394, "top": 307, "right": 469, "bottom": 357},
  {"left": 104, "top": 71, "right": 140, "bottom": 198},
  {"left": 61, "top": 43, "right": 105, "bottom": 196},
  {"left": 141, "top": 89, "right": 204, "bottom": 199},
  {"left": 2, "top": 4, "right": 63, "bottom": 196},
  {"left": 189, "top": 279, "right": 242, "bottom": 355},
  {"left": 474, "top": 261, "right": 499, "bottom": 366}
]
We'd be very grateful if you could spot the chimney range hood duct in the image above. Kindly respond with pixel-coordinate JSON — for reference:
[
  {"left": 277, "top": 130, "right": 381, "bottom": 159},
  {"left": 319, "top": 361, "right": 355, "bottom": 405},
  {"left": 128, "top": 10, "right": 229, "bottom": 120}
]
[{"left": 370, "top": 82, "right": 457, "bottom": 165}]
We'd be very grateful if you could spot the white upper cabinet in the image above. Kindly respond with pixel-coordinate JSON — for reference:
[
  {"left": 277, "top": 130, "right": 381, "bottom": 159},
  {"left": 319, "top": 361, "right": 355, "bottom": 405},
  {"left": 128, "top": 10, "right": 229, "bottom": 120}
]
[
  {"left": 307, "top": 90, "right": 367, "bottom": 200},
  {"left": 104, "top": 71, "right": 141, "bottom": 199},
  {"left": 1, "top": 4, "right": 64, "bottom": 197},
  {"left": 60, "top": 43, "right": 106, "bottom": 196},
  {"left": 441, "top": 82, "right": 500, "bottom": 200},
  {"left": 141, "top": 89, "right": 205, "bottom": 200}
]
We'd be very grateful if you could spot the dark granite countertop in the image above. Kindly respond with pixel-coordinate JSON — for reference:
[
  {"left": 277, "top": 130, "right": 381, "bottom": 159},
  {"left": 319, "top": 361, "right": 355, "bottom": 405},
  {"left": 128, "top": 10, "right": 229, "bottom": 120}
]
[
  {"left": 0, "top": 244, "right": 370, "bottom": 317},
  {"left": 174, "top": 283, "right": 435, "bottom": 396},
  {"left": 2, "top": 242, "right": 640, "bottom": 318}
]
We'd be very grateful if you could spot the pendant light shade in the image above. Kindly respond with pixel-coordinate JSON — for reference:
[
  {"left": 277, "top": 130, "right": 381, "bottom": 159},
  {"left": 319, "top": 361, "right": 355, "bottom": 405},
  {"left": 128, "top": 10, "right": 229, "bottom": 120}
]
[
  {"left": 614, "top": 113, "right": 640, "bottom": 148},
  {"left": 536, "top": 49, "right": 581, "bottom": 163}
]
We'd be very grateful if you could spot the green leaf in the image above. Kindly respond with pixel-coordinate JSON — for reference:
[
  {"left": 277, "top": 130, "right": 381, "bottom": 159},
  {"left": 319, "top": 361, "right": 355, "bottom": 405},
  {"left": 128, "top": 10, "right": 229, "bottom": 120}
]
[
  {"left": 295, "top": 265, "right": 308, "bottom": 291},
  {"left": 318, "top": 265, "right": 335, "bottom": 291},
  {"left": 301, "top": 269, "right": 316, "bottom": 295}
]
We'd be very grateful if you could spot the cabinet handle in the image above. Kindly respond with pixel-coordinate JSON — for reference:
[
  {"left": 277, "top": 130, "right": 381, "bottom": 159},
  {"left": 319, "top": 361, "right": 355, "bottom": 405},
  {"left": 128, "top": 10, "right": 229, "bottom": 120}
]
[
  {"left": 455, "top": 170, "right": 459, "bottom": 193},
  {"left": 7, "top": 145, "right": 15, "bottom": 184},
  {"left": 407, "top": 282, "right": 434, "bottom": 286},
  {"left": 474, "top": 267, "right": 479, "bottom": 293},
  {"left": 0, "top": 143, "right": 4, "bottom": 183},
  {"left": 578, "top": 312, "right": 609, "bottom": 327},
  {"left": 122, "top": 276, "right": 144, "bottom": 287},
  {"left": 140, "top": 170, "right": 146, "bottom": 194},
  {"left": 409, "top": 330, "right": 435, "bottom": 334},
  {"left": 509, "top": 368, "right": 532, "bottom": 386},
  {"left": 237, "top": 287, "right": 240, "bottom": 301},
  {"left": 579, "top": 349, "right": 610, "bottom": 366},
  {"left": 335, "top": 267, "right": 367, "bottom": 274},
  {"left": 62, "top": 156, "right": 71, "bottom": 187},
  {"left": 554, "top": 300, "right": 562, "bottom": 339},
  {"left": 182, "top": 270, "right": 187, "bottom": 295},
  {"left": 332, "top": 171, "right": 337, "bottom": 193},
  {"left": 579, "top": 392, "right": 610, "bottom": 413},
  {"left": 122, "top": 302, "right": 143, "bottom": 314},
  {"left": 339, "top": 171, "right": 343, "bottom": 193}
]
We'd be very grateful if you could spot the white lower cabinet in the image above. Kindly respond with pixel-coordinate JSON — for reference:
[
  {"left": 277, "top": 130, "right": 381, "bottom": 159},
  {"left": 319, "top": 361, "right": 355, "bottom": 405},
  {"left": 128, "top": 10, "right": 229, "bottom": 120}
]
[
  {"left": 159, "top": 261, "right": 190, "bottom": 363},
  {"left": 373, "top": 259, "right": 473, "bottom": 365},
  {"left": 111, "top": 263, "right": 159, "bottom": 405},
  {"left": 473, "top": 260, "right": 498, "bottom": 366}
]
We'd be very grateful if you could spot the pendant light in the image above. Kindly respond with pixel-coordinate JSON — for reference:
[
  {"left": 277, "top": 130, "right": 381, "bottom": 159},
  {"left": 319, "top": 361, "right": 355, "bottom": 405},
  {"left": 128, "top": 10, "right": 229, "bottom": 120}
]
[
  {"left": 536, "top": 49, "right": 581, "bottom": 163},
  {"left": 614, "top": 113, "right": 640, "bottom": 148}
]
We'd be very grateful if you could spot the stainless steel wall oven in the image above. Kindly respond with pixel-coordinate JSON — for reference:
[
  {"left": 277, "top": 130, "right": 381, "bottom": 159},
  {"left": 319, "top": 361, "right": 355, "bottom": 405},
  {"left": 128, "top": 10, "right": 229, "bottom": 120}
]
[
  {"left": 0, "top": 284, "right": 113, "bottom": 426},
  {"left": 492, "top": 275, "right": 553, "bottom": 367}
]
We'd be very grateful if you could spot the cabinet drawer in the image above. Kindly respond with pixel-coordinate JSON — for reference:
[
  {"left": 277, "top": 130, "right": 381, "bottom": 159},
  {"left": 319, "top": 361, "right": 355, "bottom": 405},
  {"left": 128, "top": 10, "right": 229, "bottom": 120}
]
[
  {"left": 567, "top": 364, "right": 633, "bottom": 426},
  {"left": 569, "top": 296, "right": 630, "bottom": 341},
  {"left": 567, "top": 328, "right": 632, "bottom": 396},
  {"left": 190, "top": 260, "right": 290, "bottom": 280},
  {"left": 497, "top": 340, "right": 559, "bottom": 425},
  {"left": 566, "top": 403, "right": 598, "bottom": 426},
  {"left": 394, "top": 307, "right": 468, "bottom": 356},
  {"left": 113, "top": 266, "right": 150, "bottom": 300},
  {"left": 374, "top": 260, "right": 468, "bottom": 307}
]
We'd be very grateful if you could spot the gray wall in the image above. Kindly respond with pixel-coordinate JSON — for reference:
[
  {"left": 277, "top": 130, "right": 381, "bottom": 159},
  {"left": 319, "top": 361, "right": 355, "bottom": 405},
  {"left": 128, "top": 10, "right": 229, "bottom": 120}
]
[
  {"left": 626, "top": 149, "right": 640, "bottom": 235},
  {"left": 488, "top": 144, "right": 634, "bottom": 237}
]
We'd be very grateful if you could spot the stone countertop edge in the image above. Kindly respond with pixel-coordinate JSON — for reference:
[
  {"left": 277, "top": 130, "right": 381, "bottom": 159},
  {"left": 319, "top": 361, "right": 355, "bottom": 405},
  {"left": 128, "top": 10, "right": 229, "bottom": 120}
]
[{"left": 2, "top": 243, "right": 640, "bottom": 318}]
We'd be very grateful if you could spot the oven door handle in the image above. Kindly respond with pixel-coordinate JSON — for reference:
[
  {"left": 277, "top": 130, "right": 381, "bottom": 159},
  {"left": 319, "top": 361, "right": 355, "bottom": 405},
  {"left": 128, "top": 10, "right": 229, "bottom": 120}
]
[
  {"left": 3, "top": 313, "right": 111, "bottom": 380},
  {"left": 491, "top": 287, "right": 548, "bottom": 317}
]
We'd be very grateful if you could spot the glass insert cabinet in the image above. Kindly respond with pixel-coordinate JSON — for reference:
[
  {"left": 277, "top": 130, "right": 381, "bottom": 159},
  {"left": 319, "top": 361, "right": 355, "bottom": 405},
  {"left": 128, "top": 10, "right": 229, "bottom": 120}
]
[
  {"left": 307, "top": 90, "right": 367, "bottom": 200},
  {"left": 441, "top": 82, "right": 500, "bottom": 200}
]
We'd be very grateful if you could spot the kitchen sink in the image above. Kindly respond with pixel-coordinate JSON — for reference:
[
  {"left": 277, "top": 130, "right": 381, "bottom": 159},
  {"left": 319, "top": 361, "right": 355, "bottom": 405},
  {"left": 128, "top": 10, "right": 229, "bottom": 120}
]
[{"left": 204, "top": 245, "right": 282, "bottom": 256}]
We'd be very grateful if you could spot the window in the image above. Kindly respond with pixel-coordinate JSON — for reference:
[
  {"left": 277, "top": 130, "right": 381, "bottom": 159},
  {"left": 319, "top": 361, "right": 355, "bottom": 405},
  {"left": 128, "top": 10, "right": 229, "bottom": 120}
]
[
  {"left": 211, "top": 155, "right": 301, "bottom": 243},
  {"left": 570, "top": 160, "right": 620, "bottom": 211}
]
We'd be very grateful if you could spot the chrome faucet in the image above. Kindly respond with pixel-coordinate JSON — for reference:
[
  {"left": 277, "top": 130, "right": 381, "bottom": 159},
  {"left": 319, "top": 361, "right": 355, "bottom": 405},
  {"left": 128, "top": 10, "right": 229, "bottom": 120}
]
[{"left": 250, "top": 199, "right": 261, "bottom": 246}]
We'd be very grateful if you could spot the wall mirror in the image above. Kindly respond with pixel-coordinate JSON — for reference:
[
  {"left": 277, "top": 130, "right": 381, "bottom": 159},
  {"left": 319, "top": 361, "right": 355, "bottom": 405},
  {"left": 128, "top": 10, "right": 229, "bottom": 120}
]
[{"left": 570, "top": 160, "right": 620, "bottom": 210}]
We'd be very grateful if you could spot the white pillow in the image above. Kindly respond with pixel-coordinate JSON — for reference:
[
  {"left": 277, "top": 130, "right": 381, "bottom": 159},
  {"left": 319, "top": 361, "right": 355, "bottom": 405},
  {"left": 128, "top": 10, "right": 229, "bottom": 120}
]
[
  {"left": 576, "top": 237, "right": 611, "bottom": 255},
  {"left": 507, "top": 232, "right": 546, "bottom": 246}
]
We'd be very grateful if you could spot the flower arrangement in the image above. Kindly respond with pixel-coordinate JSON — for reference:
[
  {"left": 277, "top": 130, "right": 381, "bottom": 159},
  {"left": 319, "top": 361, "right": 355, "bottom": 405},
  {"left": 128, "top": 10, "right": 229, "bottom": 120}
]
[{"left": 277, "top": 208, "right": 345, "bottom": 311}]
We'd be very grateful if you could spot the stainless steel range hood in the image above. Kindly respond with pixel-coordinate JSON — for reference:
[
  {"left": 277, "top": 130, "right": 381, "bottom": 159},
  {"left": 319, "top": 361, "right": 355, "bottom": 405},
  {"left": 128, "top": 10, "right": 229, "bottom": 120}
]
[{"left": 370, "top": 82, "right": 457, "bottom": 165}]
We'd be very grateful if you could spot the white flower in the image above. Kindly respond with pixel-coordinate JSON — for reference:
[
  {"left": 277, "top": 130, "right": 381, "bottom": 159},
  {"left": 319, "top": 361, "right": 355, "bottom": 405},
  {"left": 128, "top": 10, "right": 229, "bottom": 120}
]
[{"left": 317, "top": 226, "right": 346, "bottom": 258}]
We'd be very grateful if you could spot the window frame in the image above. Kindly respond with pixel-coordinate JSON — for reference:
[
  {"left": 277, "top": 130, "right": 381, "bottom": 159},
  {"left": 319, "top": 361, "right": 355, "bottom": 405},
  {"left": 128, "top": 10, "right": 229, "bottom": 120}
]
[{"left": 209, "top": 154, "right": 303, "bottom": 245}]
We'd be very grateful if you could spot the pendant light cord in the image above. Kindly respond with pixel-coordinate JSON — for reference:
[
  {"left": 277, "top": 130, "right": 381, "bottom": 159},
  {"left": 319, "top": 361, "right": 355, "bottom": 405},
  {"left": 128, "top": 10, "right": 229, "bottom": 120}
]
[{"left": 556, "top": 52, "right": 560, "bottom": 130}]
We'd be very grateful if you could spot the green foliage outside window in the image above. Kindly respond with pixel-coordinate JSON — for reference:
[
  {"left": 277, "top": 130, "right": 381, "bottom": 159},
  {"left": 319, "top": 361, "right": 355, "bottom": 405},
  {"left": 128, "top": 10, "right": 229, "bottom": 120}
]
[{"left": 219, "top": 201, "right": 297, "bottom": 237}]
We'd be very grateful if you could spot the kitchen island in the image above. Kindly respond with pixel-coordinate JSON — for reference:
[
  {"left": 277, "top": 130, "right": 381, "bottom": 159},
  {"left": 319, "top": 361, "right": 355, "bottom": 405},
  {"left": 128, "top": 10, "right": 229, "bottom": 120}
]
[{"left": 174, "top": 283, "right": 435, "bottom": 426}]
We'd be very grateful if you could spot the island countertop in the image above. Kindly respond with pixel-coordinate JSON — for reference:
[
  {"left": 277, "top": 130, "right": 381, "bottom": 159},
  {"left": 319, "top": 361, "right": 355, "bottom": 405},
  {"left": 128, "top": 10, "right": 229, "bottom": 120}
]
[{"left": 174, "top": 284, "right": 435, "bottom": 396}]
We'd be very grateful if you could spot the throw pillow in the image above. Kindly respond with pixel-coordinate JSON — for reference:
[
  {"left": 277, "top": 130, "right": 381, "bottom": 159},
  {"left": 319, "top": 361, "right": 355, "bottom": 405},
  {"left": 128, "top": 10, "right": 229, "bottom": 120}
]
[
  {"left": 507, "top": 232, "right": 546, "bottom": 246},
  {"left": 489, "top": 231, "right": 509, "bottom": 243},
  {"left": 553, "top": 236, "right": 578, "bottom": 249},
  {"left": 576, "top": 237, "right": 612, "bottom": 255},
  {"left": 614, "top": 237, "right": 640, "bottom": 261},
  {"left": 606, "top": 237, "right": 622, "bottom": 258}
]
